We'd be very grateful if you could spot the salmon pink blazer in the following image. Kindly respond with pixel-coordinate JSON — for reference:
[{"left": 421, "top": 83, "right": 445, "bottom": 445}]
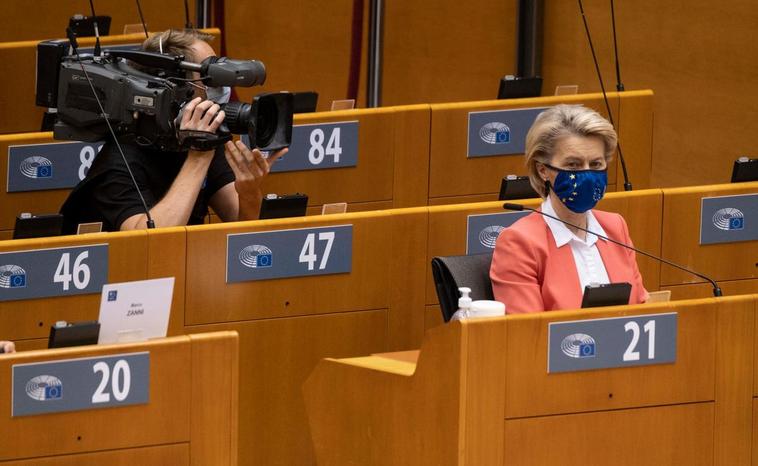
[{"left": 490, "top": 210, "right": 648, "bottom": 313}]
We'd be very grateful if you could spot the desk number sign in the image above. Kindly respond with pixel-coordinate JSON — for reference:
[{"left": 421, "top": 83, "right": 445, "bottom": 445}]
[
  {"left": 0, "top": 244, "right": 108, "bottom": 302},
  {"left": 12, "top": 352, "right": 150, "bottom": 417},
  {"left": 548, "top": 313, "right": 677, "bottom": 373},
  {"left": 226, "top": 225, "right": 353, "bottom": 283}
]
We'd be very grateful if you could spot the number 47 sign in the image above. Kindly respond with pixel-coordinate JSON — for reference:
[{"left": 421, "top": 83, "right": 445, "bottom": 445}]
[{"left": 226, "top": 225, "right": 353, "bottom": 283}]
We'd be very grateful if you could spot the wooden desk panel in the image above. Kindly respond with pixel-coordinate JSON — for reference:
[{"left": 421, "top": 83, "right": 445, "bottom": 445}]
[
  {"left": 504, "top": 300, "right": 717, "bottom": 419},
  {"left": 616, "top": 90, "right": 654, "bottom": 190},
  {"left": 184, "top": 212, "right": 392, "bottom": 325},
  {"left": 0, "top": 30, "right": 220, "bottom": 135},
  {"left": 662, "top": 279, "right": 758, "bottom": 301},
  {"left": 0, "top": 132, "right": 69, "bottom": 232},
  {"left": 0, "top": 231, "right": 148, "bottom": 341},
  {"left": 428, "top": 92, "right": 624, "bottom": 200},
  {"left": 661, "top": 182, "right": 758, "bottom": 285},
  {"left": 424, "top": 189, "right": 662, "bottom": 306},
  {"left": 305, "top": 296, "right": 756, "bottom": 466},
  {"left": 189, "top": 310, "right": 386, "bottom": 466},
  {"left": 0, "top": 339, "right": 190, "bottom": 460},
  {"left": 0, "top": 444, "right": 189, "bottom": 466},
  {"left": 260, "top": 108, "right": 395, "bottom": 207},
  {"left": 0, "top": 331, "right": 237, "bottom": 465},
  {"left": 504, "top": 403, "right": 713, "bottom": 466}
]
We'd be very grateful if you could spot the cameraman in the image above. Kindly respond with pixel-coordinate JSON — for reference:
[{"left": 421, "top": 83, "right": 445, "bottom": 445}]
[{"left": 60, "top": 29, "right": 286, "bottom": 232}]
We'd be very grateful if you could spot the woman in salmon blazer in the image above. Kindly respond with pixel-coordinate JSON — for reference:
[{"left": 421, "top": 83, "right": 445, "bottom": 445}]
[{"left": 490, "top": 105, "right": 648, "bottom": 313}]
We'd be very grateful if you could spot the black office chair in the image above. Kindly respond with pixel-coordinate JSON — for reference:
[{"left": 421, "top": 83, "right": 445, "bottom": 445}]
[{"left": 431, "top": 253, "right": 494, "bottom": 322}]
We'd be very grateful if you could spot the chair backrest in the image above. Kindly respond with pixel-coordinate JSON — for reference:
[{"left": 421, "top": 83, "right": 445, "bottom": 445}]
[{"left": 431, "top": 253, "right": 493, "bottom": 322}]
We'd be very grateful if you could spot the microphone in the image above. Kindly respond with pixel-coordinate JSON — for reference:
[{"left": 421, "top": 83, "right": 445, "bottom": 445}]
[
  {"left": 135, "top": 0, "right": 149, "bottom": 39},
  {"left": 87, "top": 0, "right": 102, "bottom": 56},
  {"left": 610, "top": 0, "right": 624, "bottom": 92},
  {"left": 577, "top": 0, "right": 632, "bottom": 191},
  {"left": 503, "top": 202, "right": 723, "bottom": 297},
  {"left": 65, "top": 28, "right": 156, "bottom": 229}
]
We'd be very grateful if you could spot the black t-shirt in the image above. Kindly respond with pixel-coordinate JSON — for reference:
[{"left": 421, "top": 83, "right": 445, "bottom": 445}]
[{"left": 60, "top": 140, "right": 234, "bottom": 233}]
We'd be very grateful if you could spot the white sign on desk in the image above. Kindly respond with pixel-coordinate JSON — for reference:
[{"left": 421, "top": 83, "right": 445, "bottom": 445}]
[{"left": 98, "top": 277, "right": 174, "bottom": 344}]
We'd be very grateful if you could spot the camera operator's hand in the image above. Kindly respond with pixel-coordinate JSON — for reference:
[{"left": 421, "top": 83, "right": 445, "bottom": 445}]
[
  {"left": 223, "top": 140, "right": 288, "bottom": 220},
  {"left": 180, "top": 97, "right": 226, "bottom": 138}
]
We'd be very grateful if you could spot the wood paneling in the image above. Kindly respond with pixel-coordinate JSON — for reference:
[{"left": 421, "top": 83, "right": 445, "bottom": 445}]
[
  {"left": 541, "top": 0, "right": 758, "bottom": 188},
  {"left": 226, "top": 0, "right": 367, "bottom": 111},
  {"left": 1, "top": 444, "right": 189, "bottom": 466},
  {"left": 0, "top": 231, "right": 149, "bottom": 341},
  {"left": 1, "top": 0, "right": 197, "bottom": 42},
  {"left": 662, "top": 279, "right": 758, "bottom": 301},
  {"left": 504, "top": 403, "right": 714, "bottom": 466},
  {"left": 189, "top": 310, "right": 387, "bottom": 466},
  {"left": 428, "top": 93, "right": 622, "bottom": 200},
  {"left": 184, "top": 213, "right": 391, "bottom": 325},
  {"left": 0, "top": 338, "right": 191, "bottom": 460},
  {"left": 382, "top": 0, "right": 517, "bottom": 106},
  {"left": 660, "top": 182, "right": 758, "bottom": 285},
  {"left": 504, "top": 301, "right": 715, "bottom": 418},
  {"left": 0, "top": 132, "right": 71, "bottom": 231}
]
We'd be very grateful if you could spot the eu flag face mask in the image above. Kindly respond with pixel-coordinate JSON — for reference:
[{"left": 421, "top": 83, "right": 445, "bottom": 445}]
[
  {"left": 206, "top": 86, "right": 232, "bottom": 104},
  {"left": 544, "top": 164, "right": 608, "bottom": 213}
]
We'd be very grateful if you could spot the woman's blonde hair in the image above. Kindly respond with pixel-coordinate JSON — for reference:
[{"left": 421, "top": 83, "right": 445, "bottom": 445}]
[{"left": 524, "top": 104, "right": 617, "bottom": 198}]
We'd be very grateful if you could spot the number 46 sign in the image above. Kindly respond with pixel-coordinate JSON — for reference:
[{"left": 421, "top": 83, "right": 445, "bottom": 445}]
[{"left": 0, "top": 244, "right": 108, "bottom": 302}]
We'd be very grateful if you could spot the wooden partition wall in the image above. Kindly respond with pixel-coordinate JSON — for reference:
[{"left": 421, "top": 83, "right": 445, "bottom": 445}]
[
  {"left": 0, "top": 228, "right": 186, "bottom": 348},
  {"left": 0, "top": 29, "right": 220, "bottom": 135},
  {"left": 1, "top": 0, "right": 197, "bottom": 43},
  {"left": 428, "top": 90, "right": 653, "bottom": 205},
  {"left": 304, "top": 295, "right": 756, "bottom": 465},
  {"left": 1, "top": 91, "right": 653, "bottom": 237},
  {"left": 0, "top": 331, "right": 237, "bottom": 466},
  {"left": 1, "top": 181, "right": 753, "bottom": 464}
]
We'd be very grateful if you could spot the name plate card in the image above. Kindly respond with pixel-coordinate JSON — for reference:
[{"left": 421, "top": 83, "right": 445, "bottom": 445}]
[
  {"left": 0, "top": 244, "right": 108, "bottom": 302},
  {"left": 12, "top": 352, "right": 150, "bottom": 417},
  {"left": 243, "top": 121, "right": 359, "bottom": 172},
  {"left": 7, "top": 141, "right": 104, "bottom": 192},
  {"left": 700, "top": 193, "right": 758, "bottom": 245},
  {"left": 467, "top": 107, "right": 548, "bottom": 158},
  {"left": 466, "top": 211, "right": 529, "bottom": 254},
  {"left": 226, "top": 225, "right": 353, "bottom": 283},
  {"left": 548, "top": 313, "right": 677, "bottom": 374}
]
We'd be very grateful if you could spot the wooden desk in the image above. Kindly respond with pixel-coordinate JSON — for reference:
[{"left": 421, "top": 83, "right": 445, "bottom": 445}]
[
  {"left": 427, "top": 91, "right": 653, "bottom": 206},
  {"left": 305, "top": 295, "right": 756, "bottom": 465},
  {"left": 0, "top": 331, "right": 238, "bottom": 466},
  {"left": 660, "top": 182, "right": 758, "bottom": 300},
  {"left": 0, "top": 228, "right": 186, "bottom": 346}
]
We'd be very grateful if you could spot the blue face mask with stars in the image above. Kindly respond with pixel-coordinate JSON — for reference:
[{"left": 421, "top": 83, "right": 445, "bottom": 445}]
[{"left": 545, "top": 164, "right": 608, "bottom": 213}]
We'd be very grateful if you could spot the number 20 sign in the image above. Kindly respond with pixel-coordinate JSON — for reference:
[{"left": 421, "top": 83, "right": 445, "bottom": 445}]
[
  {"left": 226, "top": 225, "right": 353, "bottom": 283},
  {"left": 0, "top": 244, "right": 108, "bottom": 302}
]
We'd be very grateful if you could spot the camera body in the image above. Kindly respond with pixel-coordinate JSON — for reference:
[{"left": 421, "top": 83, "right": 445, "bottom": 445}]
[{"left": 36, "top": 43, "right": 293, "bottom": 152}]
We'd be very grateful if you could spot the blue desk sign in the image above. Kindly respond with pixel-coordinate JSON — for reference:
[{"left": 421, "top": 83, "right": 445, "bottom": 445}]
[
  {"left": 467, "top": 107, "right": 549, "bottom": 158},
  {"left": 700, "top": 193, "right": 758, "bottom": 245},
  {"left": 12, "top": 352, "right": 149, "bottom": 417},
  {"left": 242, "top": 121, "right": 359, "bottom": 173},
  {"left": 226, "top": 225, "right": 352, "bottom": 283},
  {"left": 466, "top": 212, "right": 529, "bottom": 254},
  {"left": 0, "top": 244, "right": 108, "bottom": 302},
  {"left": 7, "top": 141, "right": 104, "bottom": 192},
  {"left": 548, "top": 312, "right": 677, "bottom": 374}
]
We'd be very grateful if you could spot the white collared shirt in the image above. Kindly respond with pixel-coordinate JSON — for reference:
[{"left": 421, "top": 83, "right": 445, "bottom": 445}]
[{"left": 541, "top": 197, "right": 610, "bottom": 293}]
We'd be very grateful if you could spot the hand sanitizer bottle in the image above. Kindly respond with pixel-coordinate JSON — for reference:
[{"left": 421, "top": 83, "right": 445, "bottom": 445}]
[{"left": 450, "top": 287, "right": 472, "bottom": 321}]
